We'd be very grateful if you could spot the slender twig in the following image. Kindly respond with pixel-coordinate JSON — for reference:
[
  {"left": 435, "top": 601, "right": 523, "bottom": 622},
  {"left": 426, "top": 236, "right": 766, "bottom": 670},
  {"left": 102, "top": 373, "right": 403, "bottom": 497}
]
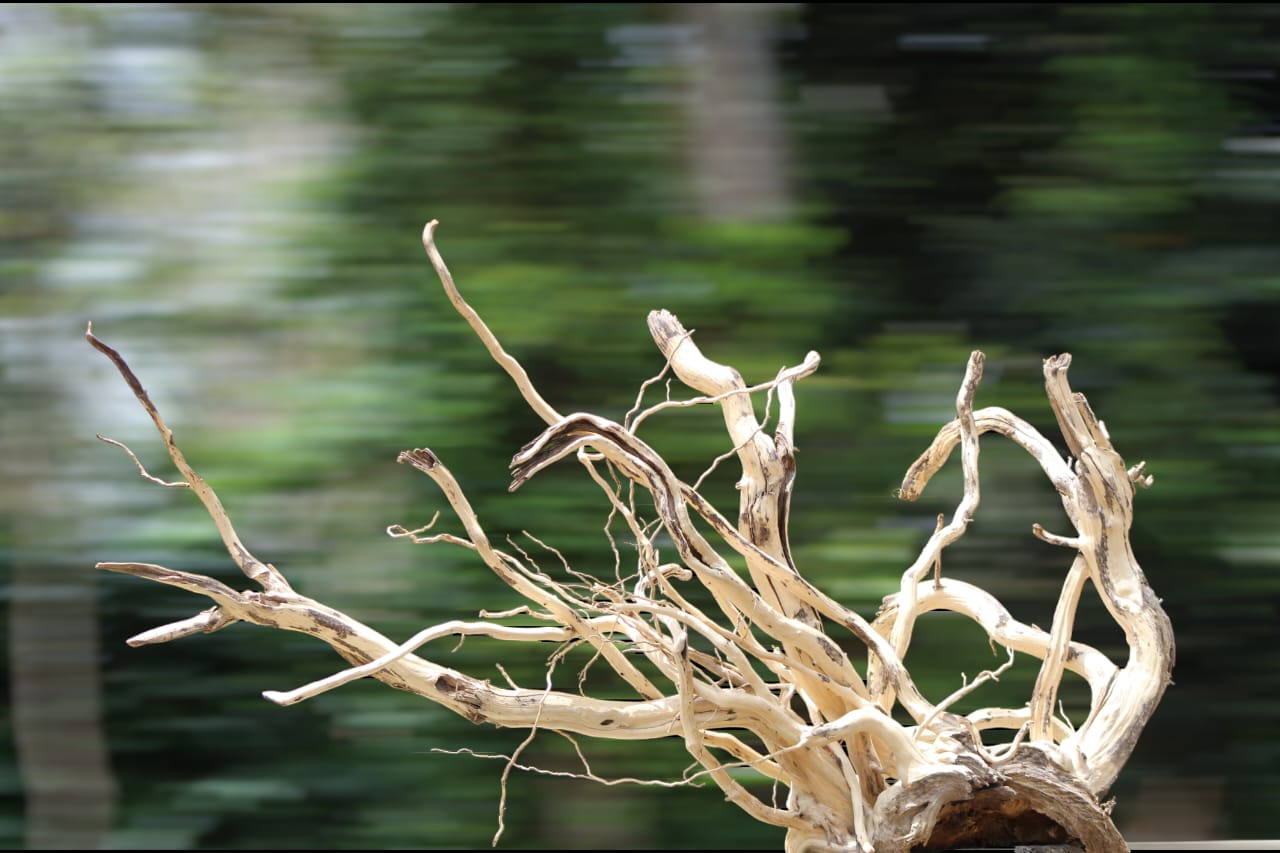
[
  {"left": 421, "top": 221, "right": 560, "bottom": 425},
  {"left": 87, "top": 324, "right": 291, "bottom": 594},
  {"left": 95, "top": 435, "right": 189, "bottom": 487}
]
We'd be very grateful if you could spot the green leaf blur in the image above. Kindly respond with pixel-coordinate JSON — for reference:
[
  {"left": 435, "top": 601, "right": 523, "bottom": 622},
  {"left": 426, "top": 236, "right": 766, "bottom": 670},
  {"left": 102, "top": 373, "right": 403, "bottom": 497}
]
[{"left": 3, "top": 3, "right": 1279, "bottom": 848}]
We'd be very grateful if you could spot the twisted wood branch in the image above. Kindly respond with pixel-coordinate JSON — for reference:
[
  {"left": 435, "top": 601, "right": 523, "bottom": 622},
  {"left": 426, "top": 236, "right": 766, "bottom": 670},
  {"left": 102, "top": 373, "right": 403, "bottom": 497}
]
[{"left": 90, "top": 222, "right": 1172, "bottom": 851}]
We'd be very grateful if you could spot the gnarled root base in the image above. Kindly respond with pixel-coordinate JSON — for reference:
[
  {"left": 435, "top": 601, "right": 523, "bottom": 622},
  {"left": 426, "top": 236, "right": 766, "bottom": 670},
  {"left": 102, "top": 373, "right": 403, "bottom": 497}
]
[
  {"left": 888, "top": 749, "right": 1124, "bottom": 853},
  {"left": 784, "top": 746, "right": 1125, "bottom": 853},
  {"left": 919, "top": 791, "right": 1077, "bottom": 851}
]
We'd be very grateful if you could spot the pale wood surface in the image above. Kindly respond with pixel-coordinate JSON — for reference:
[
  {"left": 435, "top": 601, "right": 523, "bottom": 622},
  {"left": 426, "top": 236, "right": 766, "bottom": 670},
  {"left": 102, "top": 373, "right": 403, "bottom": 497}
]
[{"left": 90, "top": 222, "right": 1174, "bottom": 851}]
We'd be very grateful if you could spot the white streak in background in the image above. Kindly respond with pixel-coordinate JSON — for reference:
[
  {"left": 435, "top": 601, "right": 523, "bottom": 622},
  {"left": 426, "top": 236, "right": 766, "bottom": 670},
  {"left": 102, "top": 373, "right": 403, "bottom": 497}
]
[
  {"left": 92, "top": 45, "right": 203, "bottom": 118},
  {"left": 606, "top": 23, "right": 701, "bottom": 68},
  {"left": 1224, "top": 137, "right": 1280, "bottom": 154}
]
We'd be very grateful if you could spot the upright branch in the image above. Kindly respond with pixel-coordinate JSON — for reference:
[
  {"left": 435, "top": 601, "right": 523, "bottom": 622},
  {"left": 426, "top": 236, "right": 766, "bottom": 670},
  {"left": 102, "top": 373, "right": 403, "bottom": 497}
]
[{"left": 91, "top": 222, "right": 1172, "bottom": 853}]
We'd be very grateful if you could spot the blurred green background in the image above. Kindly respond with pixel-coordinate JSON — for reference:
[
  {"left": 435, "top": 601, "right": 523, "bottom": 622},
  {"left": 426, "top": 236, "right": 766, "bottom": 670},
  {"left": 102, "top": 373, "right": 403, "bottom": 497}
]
[{"left": 4, "top": 3, "right": 1280, "bottom": 848}]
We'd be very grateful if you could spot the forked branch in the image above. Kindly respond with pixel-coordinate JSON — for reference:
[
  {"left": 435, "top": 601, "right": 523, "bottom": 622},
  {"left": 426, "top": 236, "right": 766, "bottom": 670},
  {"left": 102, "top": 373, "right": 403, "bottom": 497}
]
[{"left": 91, "top": 222, "right": 1171, "bottom": 852}]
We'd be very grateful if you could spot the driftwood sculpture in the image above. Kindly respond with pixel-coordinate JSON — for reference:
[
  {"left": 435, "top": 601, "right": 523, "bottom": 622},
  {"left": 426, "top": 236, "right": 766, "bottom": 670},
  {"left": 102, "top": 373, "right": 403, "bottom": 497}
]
[{"left": 91, "top": 222, "right": 1173, "bottom": 852}]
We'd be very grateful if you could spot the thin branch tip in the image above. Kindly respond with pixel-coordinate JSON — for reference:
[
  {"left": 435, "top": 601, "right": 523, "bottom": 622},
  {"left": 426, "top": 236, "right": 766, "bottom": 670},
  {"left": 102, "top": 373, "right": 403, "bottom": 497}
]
[{"left": 1032, "top": 523, "right": 1080, "bottom": 549}]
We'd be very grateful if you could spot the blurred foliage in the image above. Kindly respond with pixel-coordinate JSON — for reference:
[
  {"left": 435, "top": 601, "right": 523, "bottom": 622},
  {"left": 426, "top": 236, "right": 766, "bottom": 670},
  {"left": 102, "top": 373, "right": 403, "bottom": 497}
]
[{"left": 4, "top": 2, "right": 1280, "bottom": 848}]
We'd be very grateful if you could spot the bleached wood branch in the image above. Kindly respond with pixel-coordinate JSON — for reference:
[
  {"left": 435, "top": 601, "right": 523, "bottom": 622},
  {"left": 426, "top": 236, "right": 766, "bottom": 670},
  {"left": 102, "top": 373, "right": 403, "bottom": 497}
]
[
  {"left": 90, "top": 222, "right": 1171, "bottom": 852},
  {"left": 873, "top": 351, "right": 985, "bottom": 716},
  {"left": 87, "top": 325, "right": 291, "bottom": 595}
]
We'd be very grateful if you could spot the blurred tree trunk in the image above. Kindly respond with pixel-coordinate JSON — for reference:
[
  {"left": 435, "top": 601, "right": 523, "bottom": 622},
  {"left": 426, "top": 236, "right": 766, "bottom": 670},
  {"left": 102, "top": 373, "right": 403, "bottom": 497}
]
[
  {"left": 0, "top": 11, "right": 119, "bottom": 848},
  {"left": 681, "top": 3, "right": 794, "bottom": 223},
  {"left": 10, "top": 569, "right": 117, "bottom": 849},
  {"left": 8, "top": 401, "right": 116, "bottom": 848}
]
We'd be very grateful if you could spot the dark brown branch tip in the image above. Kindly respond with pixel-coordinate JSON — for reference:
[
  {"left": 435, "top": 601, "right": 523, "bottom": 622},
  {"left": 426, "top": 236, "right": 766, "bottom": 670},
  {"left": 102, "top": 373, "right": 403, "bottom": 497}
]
[
  {"left": 86, "top": 322, "right": 162, "bottom": 415},
  {"left": 398, "top": 448, "right": 440, "bottom": 471}
]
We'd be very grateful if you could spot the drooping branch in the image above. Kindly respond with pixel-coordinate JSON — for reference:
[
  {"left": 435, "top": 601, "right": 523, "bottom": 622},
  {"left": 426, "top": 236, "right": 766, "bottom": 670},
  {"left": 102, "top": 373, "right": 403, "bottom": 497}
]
[{"left": 90, "top": 221, "right": 1172, "bottom": 853}]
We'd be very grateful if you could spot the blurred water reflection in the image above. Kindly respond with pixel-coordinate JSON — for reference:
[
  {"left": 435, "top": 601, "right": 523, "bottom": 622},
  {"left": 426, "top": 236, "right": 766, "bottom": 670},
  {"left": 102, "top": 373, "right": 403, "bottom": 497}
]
[{"left": 3, "top": 3, "right": 1279, "bottom": 848}]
